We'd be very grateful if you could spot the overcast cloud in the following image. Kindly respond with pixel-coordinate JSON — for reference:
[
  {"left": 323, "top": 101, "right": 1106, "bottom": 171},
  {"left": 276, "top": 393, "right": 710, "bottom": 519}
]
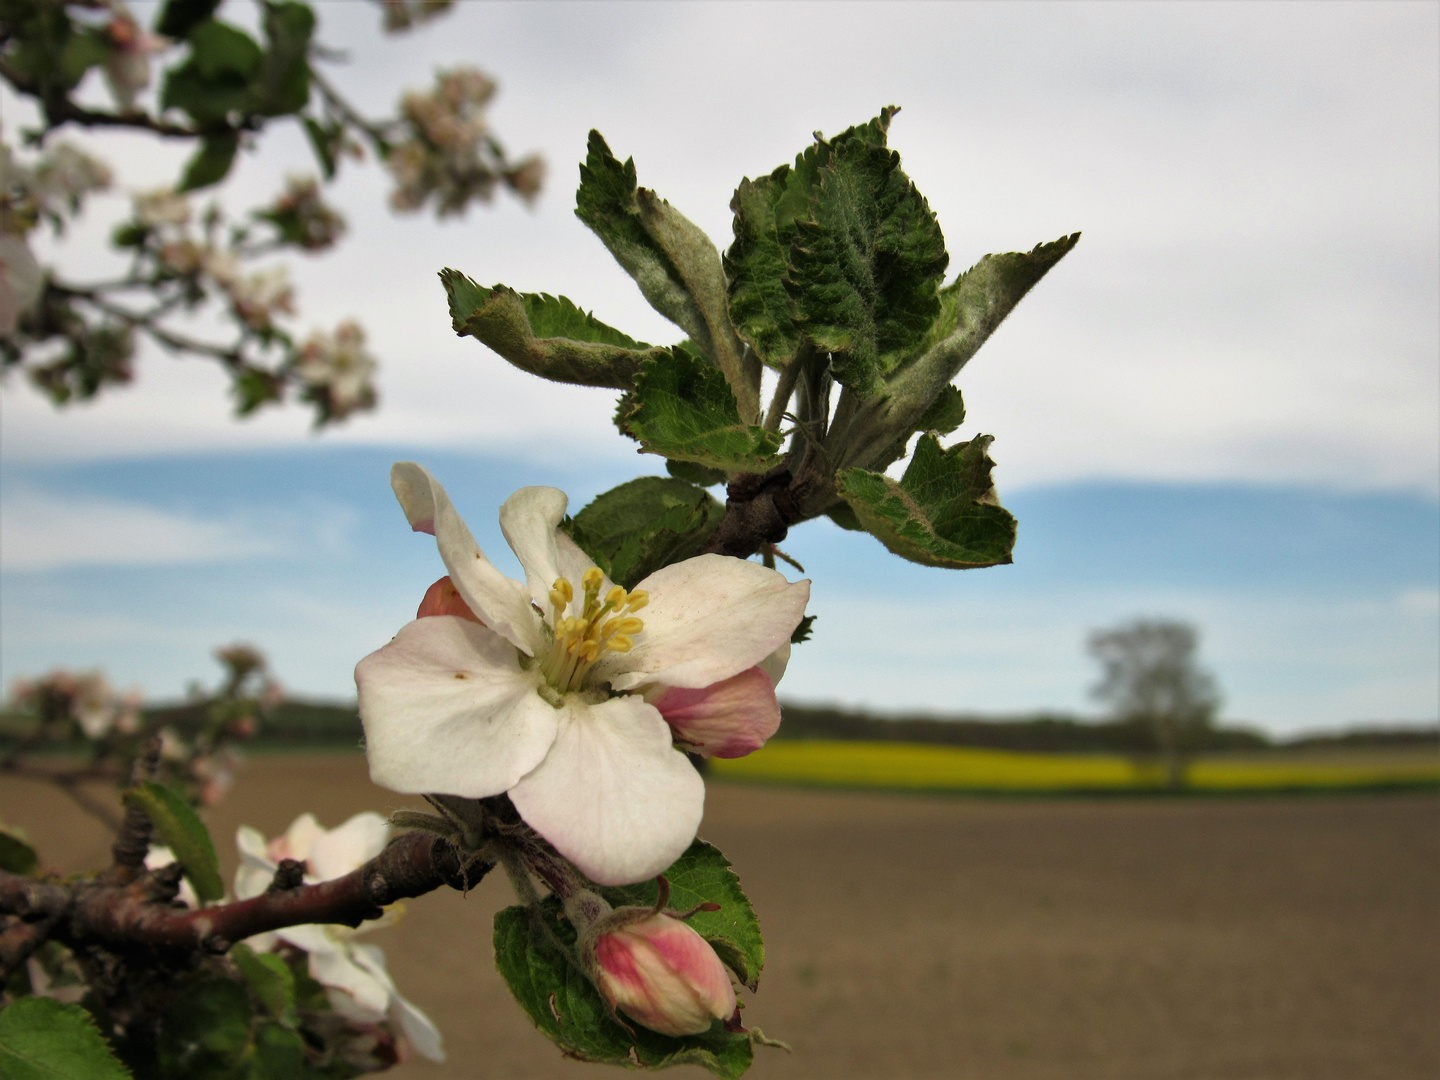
[{"left": 3, "top": 1, "right": 1435, "bottom": 493}]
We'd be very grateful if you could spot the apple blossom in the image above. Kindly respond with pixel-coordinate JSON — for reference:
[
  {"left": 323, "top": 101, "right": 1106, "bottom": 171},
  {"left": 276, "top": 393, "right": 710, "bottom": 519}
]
[
  {"left": 593, "top": 912, "right": 737, "bottom": 1037},
  {"left": 356, "top": 464, "right": 809, "bottom": 885},
  {"left": 235, "top": 812, "right": 444, "bottom": 1062}
]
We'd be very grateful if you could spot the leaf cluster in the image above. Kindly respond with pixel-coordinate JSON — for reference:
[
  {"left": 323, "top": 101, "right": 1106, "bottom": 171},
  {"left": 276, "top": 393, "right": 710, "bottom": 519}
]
[{"left": 442, "top": 107, "right": 1078, "bottom": 571}]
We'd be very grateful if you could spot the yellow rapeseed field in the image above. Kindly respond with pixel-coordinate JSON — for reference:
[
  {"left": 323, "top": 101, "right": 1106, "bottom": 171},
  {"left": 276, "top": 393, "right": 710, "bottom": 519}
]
[{"left": 707, "top": 740, "right": 1440, "bottom": 793}]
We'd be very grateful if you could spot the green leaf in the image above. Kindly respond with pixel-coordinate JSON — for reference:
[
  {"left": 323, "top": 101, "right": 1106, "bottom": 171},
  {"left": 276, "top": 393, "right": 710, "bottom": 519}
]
[
  {"left": 723, "top": 107, "right": 901, "bottom": 373},
  {"left": 186, "top": 18, "right": 263, "bottom": 80},
  {"left": 837, "top": 432, "right": 1016, "bottom": 569},
  {"left": 575, "top": 133, "right": 717, "bottom": 361},
  {"left": 440, "top": 269, "right": 661, "bottom": 390},
  {"left": 301, "top": 117, "right": 340, "bottom": 179},
  {"left": 122, "top": 781, "right": 223, "bottom": 902},
  {"left": 58, "top": 29, "right": 111, "bottom": 90},
  {"left": 788, "top": 137, "right": 948, "bottom": 396},
  {"left": 0, "top": 829, "right": 39, "bottom": 876},
  {"left": 253, "top": 1, "right": 314, "bottom": 116},
  {"left": 231, "top": 944, "right": 297, "bottom": 1028},
  {"left": 177, "top": 133, "right": 239, "bottom": 192},
  {"left": 160, "top": 19, "right": 261, "bottom": 124},
  {"left": 562, "top": 477, "right": 724, "bottom": 590},
  {"left": 493, "top": 898, "right": 754, "bottom": 1078},
  {"left": 599, "top": 839, "right": 765, "bottom": 991},
  {"left": 889, "top": 233, "right": 1080, "bottom": 416},
  {"left": 246, "top": 1022, "right": 306, "bottom": 1078},
  {"left": 156, "top": 977, "right": 253, "bottom": 1077},
  {"left": 916, "top": 384, "right": 965, "bottom": 435},
  {"left": 790, "top": 615, "right": 816, "bottom": 645},
  {"left": 623, "top": 348, "right": 783, "bottom": 473},
  {"left": 665, "top": 459, "right": 726, "bottom": 487},
  {"left": 155, "top": 0, "right": 223, "bottom": 39},
  {"left": 0, "top": 998, "right": 131, "bottom": 1080}
]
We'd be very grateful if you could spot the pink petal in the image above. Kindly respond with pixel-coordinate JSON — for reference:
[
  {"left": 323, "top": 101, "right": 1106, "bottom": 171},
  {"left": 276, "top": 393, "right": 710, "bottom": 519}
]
[
  {"left": 651, "top": 666, "right": 780, "bottom": 758},
  {"left": 416, "top": 576, "right": 480, "bottom": 622}
]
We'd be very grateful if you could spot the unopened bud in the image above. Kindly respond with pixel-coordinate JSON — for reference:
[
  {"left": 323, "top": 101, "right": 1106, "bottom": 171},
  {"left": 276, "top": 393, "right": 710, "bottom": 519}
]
[{"left": 593, "top": 913, "right": 736, "bottom": 1037}]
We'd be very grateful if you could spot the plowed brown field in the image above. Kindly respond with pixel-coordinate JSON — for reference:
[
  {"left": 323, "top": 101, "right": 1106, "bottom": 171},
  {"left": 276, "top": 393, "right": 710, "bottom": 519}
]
[{"left": 2, "top": 754, "right": 1436, "bottom": 1080}]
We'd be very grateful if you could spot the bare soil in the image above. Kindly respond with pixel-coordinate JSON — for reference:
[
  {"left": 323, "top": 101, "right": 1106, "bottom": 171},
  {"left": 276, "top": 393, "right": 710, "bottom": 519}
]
[{"left": 2, "top": 754, "right": 1436, "bottom": 1080}]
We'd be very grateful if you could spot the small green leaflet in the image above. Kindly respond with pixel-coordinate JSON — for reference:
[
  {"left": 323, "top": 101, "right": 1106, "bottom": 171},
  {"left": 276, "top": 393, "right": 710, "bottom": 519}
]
[
  {"left": 0, "top": 998, "right": 132, "bottom": 1080},
  {"left": 563, "top": 477, "right": 724, "bottom": 590},
  {"left": 724, "top": 107, "right": 901, "bottom": 370},
  {"left": 575, "top": 132, "right": 713, "bottom": 352},
  {"left": 493, "top": 898, "right": 754, "bottom": 1078},
  {"left": 599, "top": 839, "right": 765, "bottom": 991},
  {"left": 122, "top": 781, "right": 224, "bottom": 903},
  {"left": 177, "top": 133, "right": 239, "bottom": 192},
  {"left": 838, "top": 432, "right": 1017, "bottom": 569},
  {"left": 252, "top": 1, "right": 314, "bottom": 117},
  {"left": 440, "top": 269, "right": 659, "bottom": 389},
  {"left": 230, "top": 944, "right": 298, "bottom": 1029},
  {"left": 788, "top": 137, "right": 948, "bottom": 396},
  {"left": 0, "top": 828, "right": 39, "bottom": 876},
  {"left": 155, "top": 0, "right": 224, "bottom": 40},
  {"left": 622, "top": 349, "right": 783, "bottom": 473}
]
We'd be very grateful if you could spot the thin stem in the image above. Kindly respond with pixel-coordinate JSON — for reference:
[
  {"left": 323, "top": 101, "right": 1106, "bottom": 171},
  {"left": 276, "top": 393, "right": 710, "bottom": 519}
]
[
  {"left": 763, "top": 351, "right": 805, "bottom": 433},
  {"left": 310, "top": 66, "right": 393, "bottom": 149}
]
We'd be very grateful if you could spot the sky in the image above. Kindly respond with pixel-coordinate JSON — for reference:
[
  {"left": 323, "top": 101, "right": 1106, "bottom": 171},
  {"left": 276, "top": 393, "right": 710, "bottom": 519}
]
[{"left": 2, "top": 1, "right": 1437, "bottom": 735}]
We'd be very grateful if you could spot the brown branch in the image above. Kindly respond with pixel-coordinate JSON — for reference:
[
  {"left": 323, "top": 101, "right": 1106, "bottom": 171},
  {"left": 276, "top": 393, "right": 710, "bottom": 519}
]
[
  {"left": 703, "top": 468, "right": 805, "bottom": 560},
  {"left": 0, "top": 831, "right": 487, "bottom": 957}
]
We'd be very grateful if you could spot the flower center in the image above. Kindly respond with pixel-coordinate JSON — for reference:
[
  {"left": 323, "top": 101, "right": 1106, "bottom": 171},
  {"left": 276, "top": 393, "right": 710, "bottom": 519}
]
[{"left": 538, "top": 567, "right": 648, "bottom": 694}]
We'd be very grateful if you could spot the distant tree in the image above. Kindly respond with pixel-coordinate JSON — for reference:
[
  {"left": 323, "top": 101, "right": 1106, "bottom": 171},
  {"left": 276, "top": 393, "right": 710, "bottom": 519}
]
[{"left": 1088, "top": 618, "right": 1222, "bottom": 789}]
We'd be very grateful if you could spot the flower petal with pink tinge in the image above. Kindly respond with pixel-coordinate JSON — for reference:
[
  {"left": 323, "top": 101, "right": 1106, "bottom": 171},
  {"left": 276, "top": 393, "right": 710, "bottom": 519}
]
[
  {"left": 593, "top": 555, "right": 810, "bottom": 691},
  {"left": 356, "top": 617, "right": 558, "bottom": 799},
  {"left": 508, "top": 695, "right": 704, "bottom": 886},
  {"left": 652, "top": 666, "right": 781, "bottom": 758},
  {"left": 389, "top": 463, "right": 540, "bottom": 654}
]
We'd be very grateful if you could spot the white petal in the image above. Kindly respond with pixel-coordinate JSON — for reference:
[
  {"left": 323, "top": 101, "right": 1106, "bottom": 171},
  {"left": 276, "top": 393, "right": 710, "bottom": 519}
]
[
  {"left": 594, "top": 555, "right": 810, "bottom": 691},
  {"left": 357, "top": 617, "right": 558, "bottom": 798},
  {"left": 390, "top": 463, "right": 541, "bottom": 654},
  {"left": 508, "top": 695, "right": 704, "bottom": 886},
  {"left": 348, "top": 943, "right": 446, "bottom": 1062},
  {"left": 308, "top": 812, "right": 389, "bottom": 882},
  {"left": 279, "top": 812, "right": 324, "bottom": 864},
  {"left": 234, "top": 825, "right": 275, "bottom": 901},
  {"left": 500, "top": 486, "right": 612, "bottom": 614},
  {"left": 277, "top": 922, "right": 337, "bottom": 957},
  {"left": 759, "top": 641, "right": 791, "bottom": 686},
  {"left": 307, "top": 940, "right": 391, "bottom": 1016}
]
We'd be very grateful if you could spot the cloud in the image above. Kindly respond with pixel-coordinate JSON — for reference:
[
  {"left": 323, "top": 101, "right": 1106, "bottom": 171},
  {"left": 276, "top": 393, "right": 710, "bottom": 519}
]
[
  {"left": 0, "top": 490, "right": 283, "bottom": 571},
  {"left": 1, "top": 2, "right": 1435, "bottom": 497}
]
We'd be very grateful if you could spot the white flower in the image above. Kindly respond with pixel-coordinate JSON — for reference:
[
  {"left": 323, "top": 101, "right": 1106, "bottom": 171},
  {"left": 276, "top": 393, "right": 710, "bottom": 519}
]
[
  {"left": 133, "top": 188, "right": 190, "bottom": 229},
  {"left": 228, "top": 265, "right": 294, "bottom": 329},
  {"left": 235, "top": 813, "right": 444, "bottom": 1062},
  {"left": 144, "top": 845, "right": 198, "bottom": 908},
  {"left": 0, "top": 232, "right": 43, "bottom": 337},
  {"left": 293, "top": 320, "right": 377, "bottom": 418},
  {"left": 355, "top": 465, "right": 810, "bottom": 885}
]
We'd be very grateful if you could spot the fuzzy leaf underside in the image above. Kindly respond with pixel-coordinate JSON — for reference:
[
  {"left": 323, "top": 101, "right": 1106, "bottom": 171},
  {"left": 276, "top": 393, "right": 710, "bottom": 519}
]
[
  {"left": 0, "top": 998, "right": 131, "bottom": 1080},
  {"left": 575, "top": 132, "right": 713, "bottom": 353},
  {"left": 563, "top": 477, "right": 724, "bottom": 590},
  {"left": 838, "top": 432, "right": 1016, "bottom": 569},
  {"left": 897, "top": 233, "right": 1081, "bottom": 398},
  {"left": 122, "top": 781, "right": 224, "bottom": 902},
  {"left": 599, "top": 839, "right": 765, "bottom": 991},
  {"left": 723, "top": 107, "right": 900, "bottom": 369},
  {"left": 622, "top": 349, "right": 783, "bottom": 473},
  {"left": 787, "top": 137, "right": 948, "bottom": 396},
  {"left": 493, "top": 898, "right": 754, "bottom": 1078},
  {"left": 441, "top": 269, "right": 659, "bottom": 389}
]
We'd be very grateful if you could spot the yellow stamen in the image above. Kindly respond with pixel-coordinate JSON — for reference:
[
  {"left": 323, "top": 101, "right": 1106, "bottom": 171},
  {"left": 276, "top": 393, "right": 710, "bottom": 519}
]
[{"left": 625, "top": 590, "right": 649, "bottom": 612}]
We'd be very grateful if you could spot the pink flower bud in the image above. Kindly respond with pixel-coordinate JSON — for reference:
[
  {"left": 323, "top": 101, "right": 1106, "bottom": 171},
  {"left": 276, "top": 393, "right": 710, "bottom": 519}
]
[
  {"left": 593, "top": 913, "right": 736, "bottom": 1037},
  {"left": 416, "top": 576, "right": 480, "bottom": 622}
]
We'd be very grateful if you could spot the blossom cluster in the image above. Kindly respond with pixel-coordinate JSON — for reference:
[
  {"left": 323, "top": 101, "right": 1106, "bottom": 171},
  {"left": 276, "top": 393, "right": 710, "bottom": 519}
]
[
  {"left": 291, "top": 319, "right": 378, "bottom": 421},
  {"left": 387, "top": 68, "right": 544, "bottom": 216},
  {"left": 7, "top": 668, "right": 141, "bottom": 741}
]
